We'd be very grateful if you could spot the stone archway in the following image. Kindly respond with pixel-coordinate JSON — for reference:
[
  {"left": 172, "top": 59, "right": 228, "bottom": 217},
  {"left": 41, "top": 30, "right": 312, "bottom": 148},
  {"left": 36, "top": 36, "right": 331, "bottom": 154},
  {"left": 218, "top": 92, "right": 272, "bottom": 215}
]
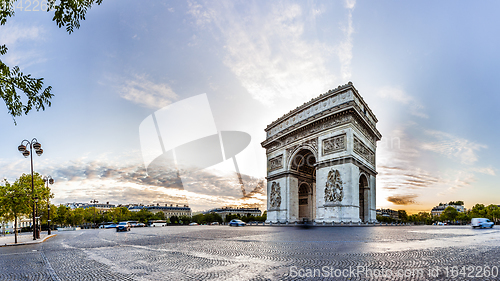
[
  {"left": 290, "top": 148, "right": 316, "bottom": 222},
  {"left": 359, "top": 174, "right": 369, "bottom": 222}
]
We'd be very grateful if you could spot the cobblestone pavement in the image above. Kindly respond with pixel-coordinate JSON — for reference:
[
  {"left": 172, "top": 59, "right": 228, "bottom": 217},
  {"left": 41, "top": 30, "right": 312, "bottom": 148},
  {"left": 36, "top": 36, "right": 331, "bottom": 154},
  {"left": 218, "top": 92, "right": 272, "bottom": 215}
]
[{"left": 1, "top": 225, "right": 500, "bottom": 280}]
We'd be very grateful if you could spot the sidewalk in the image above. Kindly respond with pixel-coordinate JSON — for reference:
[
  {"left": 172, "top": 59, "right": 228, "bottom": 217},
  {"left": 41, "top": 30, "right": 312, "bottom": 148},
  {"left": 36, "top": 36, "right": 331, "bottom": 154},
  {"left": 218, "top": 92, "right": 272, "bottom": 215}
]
[{"left": 0, "top": 232, "right": 57, "bottom": 247}]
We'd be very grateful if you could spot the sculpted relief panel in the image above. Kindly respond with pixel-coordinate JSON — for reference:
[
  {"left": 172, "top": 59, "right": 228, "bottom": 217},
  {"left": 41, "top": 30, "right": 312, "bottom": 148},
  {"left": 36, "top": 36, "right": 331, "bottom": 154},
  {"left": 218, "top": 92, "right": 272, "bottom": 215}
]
[
  {"left": 268, "top": 155, "right": 283, "bottom": 172},
  {"left": 270, "top": 182, "right": 282, "bottom": 208},
  {"left": 324, "top": 169, "right": 343, "bottom": 203},
  {"left": 353, "top": 136, "right": 375, "bottom": 165},
  {"left": 322, "top": 134, "right": 346, "bottom": 156}
]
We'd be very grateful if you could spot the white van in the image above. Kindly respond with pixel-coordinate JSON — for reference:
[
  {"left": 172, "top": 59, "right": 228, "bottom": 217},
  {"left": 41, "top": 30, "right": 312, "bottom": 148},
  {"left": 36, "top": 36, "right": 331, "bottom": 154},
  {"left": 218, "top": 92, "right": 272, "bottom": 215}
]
[{"left": 471, "top": 218, "right": 494, "bottom": 228}]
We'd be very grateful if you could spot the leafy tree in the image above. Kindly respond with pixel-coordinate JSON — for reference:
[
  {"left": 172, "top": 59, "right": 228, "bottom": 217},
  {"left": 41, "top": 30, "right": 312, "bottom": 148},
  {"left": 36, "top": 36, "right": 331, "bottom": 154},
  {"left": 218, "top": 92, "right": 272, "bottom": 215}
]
[
  {"left": 170, "top": 215, "right": 179, "bottom": 225},
  {"left": 179, "top": 216, "right": 192, "bottom": 225},
  {"left": 0, "top": 0, "right": 103, "bottom": 123},
  {"left": 456, "top": 212, "right": 470, "bottom": 224},
  {"left": 398, "top": 210, "right": 408, "bottom": 222},
  {"left": 0, "top": 179, "right": 31, "bottom": 243},
  {"left": 153, "top": 211, "right": 165, "bottom": 221},
  {"left": 54, "top": 205, "right": 70, "bottom": 227},
  {"left": 441, "top": 206, "right": 458, "bottom": 222},
  {"left": 470, "top": 204, "right": 487, "bottom": 218}
]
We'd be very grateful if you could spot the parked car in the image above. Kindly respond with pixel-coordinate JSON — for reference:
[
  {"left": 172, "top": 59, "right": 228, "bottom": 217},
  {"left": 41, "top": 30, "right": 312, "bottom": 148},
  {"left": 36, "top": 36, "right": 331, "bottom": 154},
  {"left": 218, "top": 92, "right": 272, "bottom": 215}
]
[
  {"left": 210, "top": 222, "right": 219, "bottom": 225},
  {"left": 229, "top": 219, "right": 246, "bottom": 227},
  {"left": 116, "top": 222, "right": 131, "bottom": 232},
  {"left": 189, "top": 222, "right": 199, "bottom": 226},
  {"left": 128, "top": 221, "right": 138, "bottom": 227},
  {"left": 104, "top": 224, "right": 117, "bottom": 229},
  {"left": 471, "top": 218, "right": 494, "bottom": 228},
  {"left": 136, "top": 223, "right": 145, "bottom": 227}
]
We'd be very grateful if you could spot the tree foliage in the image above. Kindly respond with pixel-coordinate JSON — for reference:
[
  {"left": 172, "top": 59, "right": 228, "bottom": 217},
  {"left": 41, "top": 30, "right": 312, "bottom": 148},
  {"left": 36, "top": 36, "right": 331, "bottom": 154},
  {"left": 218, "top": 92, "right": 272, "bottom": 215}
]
[
  {"left": 0, "top": 0, "right": 102, "bottom": 123},
  {"left": 0, "top": 173, "right": 52, "bottom": 241}
]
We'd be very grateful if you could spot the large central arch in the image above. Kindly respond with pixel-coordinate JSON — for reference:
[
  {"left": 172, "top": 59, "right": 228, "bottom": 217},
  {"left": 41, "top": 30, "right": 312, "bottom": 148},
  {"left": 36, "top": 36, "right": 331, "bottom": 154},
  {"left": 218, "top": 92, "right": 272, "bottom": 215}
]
[{"left": 289, "top": 148, "right": 316, "bottom": 222}]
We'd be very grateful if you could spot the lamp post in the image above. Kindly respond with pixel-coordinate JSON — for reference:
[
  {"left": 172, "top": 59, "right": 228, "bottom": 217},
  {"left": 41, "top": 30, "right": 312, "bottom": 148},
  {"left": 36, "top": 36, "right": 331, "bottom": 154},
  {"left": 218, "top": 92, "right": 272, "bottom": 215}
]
[
  {"left": 43, "top": 176, "right": 54, "bottom": 235},
  {"left": 18, "top": 138, "right": 43, "bottom": 241},
  {"left": 90, "top": 199, "right": 98, "bottom": 229},
  {"left": 34, "top": 196, "right": 40, "bottom": 239}
]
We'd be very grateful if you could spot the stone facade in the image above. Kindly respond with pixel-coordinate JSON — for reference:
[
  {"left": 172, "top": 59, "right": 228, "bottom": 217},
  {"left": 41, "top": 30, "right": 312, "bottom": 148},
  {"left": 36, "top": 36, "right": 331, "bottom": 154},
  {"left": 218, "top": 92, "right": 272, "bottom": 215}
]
[{"left": 261, "top": 82, "right": 382, "bottom": 223}]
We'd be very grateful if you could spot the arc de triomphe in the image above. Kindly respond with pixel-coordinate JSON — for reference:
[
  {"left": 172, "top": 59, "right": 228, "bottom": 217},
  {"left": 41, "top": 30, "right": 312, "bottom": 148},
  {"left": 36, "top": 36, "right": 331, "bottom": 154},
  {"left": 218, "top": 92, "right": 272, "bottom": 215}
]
[{"left": 261, "top": 82, "right": 382, "bottom": 223}]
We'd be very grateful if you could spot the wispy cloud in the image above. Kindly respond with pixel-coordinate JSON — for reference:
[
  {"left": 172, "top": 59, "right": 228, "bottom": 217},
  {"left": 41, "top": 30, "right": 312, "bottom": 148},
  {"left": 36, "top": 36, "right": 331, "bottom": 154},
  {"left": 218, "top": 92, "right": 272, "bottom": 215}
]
[
  {"left": 472, "top": 167, "right": 496, "bottom": 176},
  {"left": 187, "top": 1, "right": 338, "bottom": 106},
  {"left": 31, "top": 159, "right": 265, "bottom": 211},
  {"left": 377, "top": 124, "right": 491, "bottom": 208},
  {"left": 120, "top": 74, "right": 178, "bottom": 109},
  {"left": 0, "top": 24, "right": 43, "bottom": 46},
  {"left": 0, "top": 24, "right": 45, "bottom": 66},
  {"left": 377, "top": 86, "right": 428, "bottom": 118},
  {"left": 421, "top": 130, "right": 487, "bottom": 165},
  {"left": 338, "top": 0, "right": 355, "bottom": 81}
]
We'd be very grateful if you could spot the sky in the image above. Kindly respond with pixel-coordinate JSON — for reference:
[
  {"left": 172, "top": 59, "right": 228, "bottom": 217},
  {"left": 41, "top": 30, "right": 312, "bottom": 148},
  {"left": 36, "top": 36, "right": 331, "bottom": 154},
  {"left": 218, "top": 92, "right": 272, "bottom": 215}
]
[{"left": 1, "top": 0, "right": 499, "bottom": 214}]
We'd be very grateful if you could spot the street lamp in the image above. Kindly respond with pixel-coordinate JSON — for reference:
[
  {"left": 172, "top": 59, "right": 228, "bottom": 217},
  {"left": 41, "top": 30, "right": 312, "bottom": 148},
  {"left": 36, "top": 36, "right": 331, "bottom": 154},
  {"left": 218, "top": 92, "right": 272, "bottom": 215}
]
[
  {"left": 18, "top": 138, "right": 43, "bottom": 241},
  {"left": 43, "top": 176, "right": 54, "bottom": 235},
  {"left": 34, "top": 196, "right": 40, "bottom": 239},
  {"left": 90, "top": 199, "right": 98, "bottom": 229}
]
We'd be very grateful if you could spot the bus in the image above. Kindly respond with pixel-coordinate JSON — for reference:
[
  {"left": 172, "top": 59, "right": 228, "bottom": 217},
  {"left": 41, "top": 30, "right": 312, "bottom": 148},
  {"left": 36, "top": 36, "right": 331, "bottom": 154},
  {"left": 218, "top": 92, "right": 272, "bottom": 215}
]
[{"left": 148, "top": 220, "right": 167, "bottom": 227}]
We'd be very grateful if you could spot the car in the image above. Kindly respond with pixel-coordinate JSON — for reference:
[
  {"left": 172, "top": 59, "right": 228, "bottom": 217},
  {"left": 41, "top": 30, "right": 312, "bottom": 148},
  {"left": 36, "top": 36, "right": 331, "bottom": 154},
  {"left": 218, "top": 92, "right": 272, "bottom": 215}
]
[
  {"left": 104, "top": 224, "right": 117, "bottom": 229},
  {"left": 136, "top": 223, "right": 145, "bottom": 227},
  {"left": 189, "top": 222, "right": 199, "bottom": 226},
  {"left": 471, "top": 218, "right": 494, "bottom": 229},
  {"left": 229, "top": 219, "right": 246, "bottom": 227},
  {"left": 210, "top": 222, "right": 219, "bottom": 225},
  {"left": 128, "top": 221, "right": 138, "bottom": 227},
  {"left": 116, "top": 222, "right": 131, "bottom": 232}
]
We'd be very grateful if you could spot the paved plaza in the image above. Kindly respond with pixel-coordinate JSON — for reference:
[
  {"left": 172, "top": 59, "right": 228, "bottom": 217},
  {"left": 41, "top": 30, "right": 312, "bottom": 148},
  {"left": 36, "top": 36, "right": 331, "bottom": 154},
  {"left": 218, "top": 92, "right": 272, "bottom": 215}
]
[{"left": 1, "top": 225, "right": 500, "bottom": 280}]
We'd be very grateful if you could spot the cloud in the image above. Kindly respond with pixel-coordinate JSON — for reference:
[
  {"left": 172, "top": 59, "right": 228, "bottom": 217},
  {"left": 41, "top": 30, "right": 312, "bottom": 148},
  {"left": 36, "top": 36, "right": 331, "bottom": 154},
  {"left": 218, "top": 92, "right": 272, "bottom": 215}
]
[
  {"left": 39, "top": 159, "right": 265, "bottom": 212},
  {"left": 120, "top": 74, "right": 178, "bottom": 109},
  {"left": 421, "top": 130, "right": 487, "bottom": 165},
  {"left": 387, "top": 194, "right": 417, "bottom": 205},
  {"left": 472, "top": 167, "right": 495, "bottom": 176},
  {"left": 338, "top": 0, "right": 355, "bottom": 81},
  {"left": 376, "top": 125, "right": 489, "bottom": 207},
  {"left": 377, "top": 86, "right": 428, "bottom": 118},
  {"left": 0, "top": 24, "right": 42, "bottom": 46},
  {"left": 187, "top": 1, "right": 338, "bottom": 106},
  {"left": 0, "top": 24, "right": 45, "bottom": 66}
]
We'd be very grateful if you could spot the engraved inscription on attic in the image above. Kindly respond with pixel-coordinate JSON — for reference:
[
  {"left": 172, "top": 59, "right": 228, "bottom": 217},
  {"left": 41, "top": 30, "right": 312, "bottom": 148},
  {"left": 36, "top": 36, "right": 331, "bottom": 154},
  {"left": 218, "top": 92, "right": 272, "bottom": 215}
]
[
  {"left": 322, "top": 134, "right": 346, "bottom": 156},
  {"left": 353, "top": 136, "right": 375, "bottom": 165}
]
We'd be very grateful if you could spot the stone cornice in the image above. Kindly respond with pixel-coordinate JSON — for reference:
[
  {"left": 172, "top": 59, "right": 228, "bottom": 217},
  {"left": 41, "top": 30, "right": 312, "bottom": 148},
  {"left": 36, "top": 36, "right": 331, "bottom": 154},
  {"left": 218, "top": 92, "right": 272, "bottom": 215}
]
[
  {"left": 261, "top": 105, "right": 381, "bottom": 153},
  {"left": 264, "top": 82, "right": 379, "bottom": 139}
]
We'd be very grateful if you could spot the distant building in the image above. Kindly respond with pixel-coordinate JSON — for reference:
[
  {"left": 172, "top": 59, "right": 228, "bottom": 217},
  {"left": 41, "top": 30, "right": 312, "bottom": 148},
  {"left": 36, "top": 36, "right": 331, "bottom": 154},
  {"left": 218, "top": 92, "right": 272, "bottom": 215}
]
[
  {"left": 63, "top": 202, "right": 116, "bottom": 213},
  {"left": 431, "top": 204, "right": 466, "bottom": 217},
  {"left": 376, "top": 209, "right": 399, "bottom": 220},
  {"left": 128, "top": 204, "right": 191, "bottom": 219},
  {"left": 205, "top": 207, "right": 261, "bottom": 220}
]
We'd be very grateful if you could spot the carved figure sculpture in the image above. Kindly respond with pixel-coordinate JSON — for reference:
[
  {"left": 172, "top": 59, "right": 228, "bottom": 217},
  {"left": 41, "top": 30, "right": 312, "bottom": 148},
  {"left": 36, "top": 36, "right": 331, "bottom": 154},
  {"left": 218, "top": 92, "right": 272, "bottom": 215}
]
[
  {"left": 270, "top": 182, "right": 282, "bottom": 208},
  {"left": 324, "top": 169, "right": 343, "bottom": 203}
]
